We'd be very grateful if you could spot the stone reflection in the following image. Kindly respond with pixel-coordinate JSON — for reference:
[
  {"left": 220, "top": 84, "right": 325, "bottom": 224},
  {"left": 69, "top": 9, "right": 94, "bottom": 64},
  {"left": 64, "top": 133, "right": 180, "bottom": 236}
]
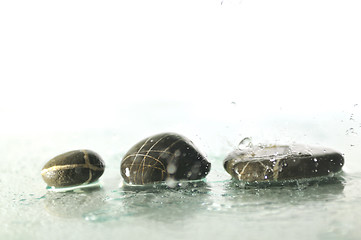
[
  {"left": 44, "top": 186, "right": 105, "bottom": 218},
  {"left": 223, "top": 175, "right": 345, "bottom": 207},
  {"left": 83, "top": 180, "right": 211, "bottom": 223},
  {"left": 122, "top": 181, "right": 211, "bottom": 222}
]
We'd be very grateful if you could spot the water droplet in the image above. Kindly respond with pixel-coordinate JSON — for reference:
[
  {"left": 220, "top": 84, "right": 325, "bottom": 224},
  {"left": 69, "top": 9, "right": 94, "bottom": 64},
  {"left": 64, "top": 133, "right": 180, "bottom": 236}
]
[
  {"left": 84, "top": 214, "right": 97, "bottom": 221},
  {"left": 264, "top": 175, "right": 268, "bottom": 179},
  {"left": 313, "top": 158, "right": 319, "bottom": 167},
  {"left": 167, "top": 163, "right": 177, "bottom": 174},
  {"left": 165, "top": 177, "right": 177, "bottom": 188},
  {"left": 305, "top": 148, "right": 313, "bottom": 156},
  {"left": 238, "top": 137, "right": 253, "bottom": 150},
  {"left": 174, "top": 149, "right": 181, "bottom": 158},
  {"left": 346, "top": 128, "right": 357, "bottom": 135}
]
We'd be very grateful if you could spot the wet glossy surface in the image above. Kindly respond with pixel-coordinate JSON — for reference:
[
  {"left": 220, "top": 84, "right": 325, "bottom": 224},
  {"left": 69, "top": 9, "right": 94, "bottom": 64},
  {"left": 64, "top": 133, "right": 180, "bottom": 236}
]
[
  {"left": 1, "top": 0, "right": 361, "bottom": 238},
  {"left": 121, "top": 133, "right": 211, "bottom": 185},
  {"left": 41, "top": 150, "right": 105, "bottom": 188},
  {"left": 1, "top": 126, "right": 361, "bottom": 240},
  {"left": 224, "top": 144, "right": 344, "bottom": 182}
]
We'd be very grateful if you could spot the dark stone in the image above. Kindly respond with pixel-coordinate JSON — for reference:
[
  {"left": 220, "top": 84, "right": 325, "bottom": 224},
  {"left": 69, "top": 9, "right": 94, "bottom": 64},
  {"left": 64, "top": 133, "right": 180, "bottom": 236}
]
[
  {"left": 120, "top": 132, "right": 211, "bottom": 185},
  {"left": 223, "top": 144, "right": 344, "bottom": 182},
  {"left": 41, "top": 150, "right": 105, "bottom": 188}
]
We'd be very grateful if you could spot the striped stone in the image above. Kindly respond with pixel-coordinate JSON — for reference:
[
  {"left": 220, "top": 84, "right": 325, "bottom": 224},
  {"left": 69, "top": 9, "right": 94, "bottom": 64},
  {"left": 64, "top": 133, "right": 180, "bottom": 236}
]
[
  {"left": 224, "top": 144, "right": 344, "bottom": 182},
  {"left": 120, "top": 132, "right": 211, "bottom": 185},
  {"left": 41, "top": 150, "right": 105, "bottom": 188}
]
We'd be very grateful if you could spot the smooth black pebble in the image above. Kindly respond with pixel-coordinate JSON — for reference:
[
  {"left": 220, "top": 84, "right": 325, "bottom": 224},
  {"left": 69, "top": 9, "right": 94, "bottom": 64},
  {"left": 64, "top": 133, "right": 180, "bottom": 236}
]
[
  {"left": 41, "top": 150, "right": 105, "bottom": 188},
  {"left": 120, "top": 132, "right": 211, "bottom": 185},
  {"left": 224, "top": 144, "right": 344, "bottom": 182}
]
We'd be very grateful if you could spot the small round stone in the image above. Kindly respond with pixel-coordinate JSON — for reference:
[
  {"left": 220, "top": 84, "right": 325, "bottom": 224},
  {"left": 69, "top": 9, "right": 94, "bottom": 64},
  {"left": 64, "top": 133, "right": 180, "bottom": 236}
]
[
  {"left": 41, "top": 150, "right": 105, "bottom": 188},
  {"left": 120, "top": 132, "right": 211, "bottom": 185},
  {"left": 223, "top": 144, "right": 344, "bottom": 182}
]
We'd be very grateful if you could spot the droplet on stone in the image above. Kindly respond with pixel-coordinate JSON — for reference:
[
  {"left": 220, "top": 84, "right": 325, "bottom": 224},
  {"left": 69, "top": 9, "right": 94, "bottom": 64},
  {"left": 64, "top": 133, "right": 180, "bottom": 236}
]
[
  {"left": 165, "top": 177, "right": 178, "bottom": 188},
  {"left": 167, "top": 163, "right": 177, "bottom": 174},
  {"left": 238, "top": 137, "right": 253, "bottom": 150},
  {"left": 223, "top": 144, "right": 344, "bottom": 182},
  {"left": 174, "top": 149, "right": 181, "bottom": 158},
  {"left": 120, "top": 132, "right": 211, "bottom": 185}
]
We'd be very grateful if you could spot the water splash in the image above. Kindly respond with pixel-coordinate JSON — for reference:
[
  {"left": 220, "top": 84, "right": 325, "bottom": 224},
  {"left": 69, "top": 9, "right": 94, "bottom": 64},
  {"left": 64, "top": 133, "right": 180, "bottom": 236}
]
[
  {"left": 238, "top": 137, "right": 253, "bottom": 150},
  {"left": 165, "top": 177, "right": 178, "bottom": 188},
  {"left": 346, "top": 128, "right": 357, "bottom": 135}
]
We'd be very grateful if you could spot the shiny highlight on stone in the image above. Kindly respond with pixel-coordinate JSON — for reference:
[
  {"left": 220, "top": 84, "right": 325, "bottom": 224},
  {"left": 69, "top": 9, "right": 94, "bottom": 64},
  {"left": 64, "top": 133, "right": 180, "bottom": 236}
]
[
  {"left": 41, "top": 150, "right": 105, "bottom": 188},
  {"left": 224, "top": 144, "right": 344, "bottom": 182},
  {"left": 120, "top": 132, "right": 211, "bottom": 185}
]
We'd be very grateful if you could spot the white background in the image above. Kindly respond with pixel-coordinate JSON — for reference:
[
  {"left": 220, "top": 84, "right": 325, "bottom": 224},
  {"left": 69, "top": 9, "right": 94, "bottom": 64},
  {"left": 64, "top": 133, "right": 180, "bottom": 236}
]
[{"left": 1, "top": 0, "right": 360, "bottom": 135}]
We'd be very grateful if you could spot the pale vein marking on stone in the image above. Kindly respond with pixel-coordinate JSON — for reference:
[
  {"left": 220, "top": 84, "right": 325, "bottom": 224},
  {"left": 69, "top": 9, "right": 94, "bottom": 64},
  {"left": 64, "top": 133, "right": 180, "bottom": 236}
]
[
  {"left": 132, "top": 154, "right": 167, "bottom": 182},
  {"left": 238, "top": 161, "right": 250, "bottom": 180},
  {"left": 41, "top": 163, "right": 103, "bottom": 175},
  {"left": 272, "top": 158, "right": 282, "bottom": 181},
  {"left": 138, "top": 135, "right": 167, "bottom": 184},
  {"left": 82, "top": 150, "right": 93, "bottom": 184},
  {"left": 146, "top": 138, "right": 183, "bottom": 180},
  {"left": 129, "top": 136, "right": 152, "bottom": 183},
  {"left": 257, "top": 160, "right": 267, "bottom": 169},
  {"left": 263, "top": 165, "right": 269, "bottom": 178},
  {"left": 161, "top": 138, "right": 182, "bottom": 154},
  {"left": 124, "top": 153, "right": 166, "bottom": 172},
  {"left": 133, "top": 149, "right": 173, "bottom": 155},
  {"left": 155, "top": 138, "right": 182, "bottom": 163},
  {"left": 253, "top": 158, "right": 270, "bottom": 179},
  {"left": 140, "top": 165, "right": 165, "bottom": 172}
]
